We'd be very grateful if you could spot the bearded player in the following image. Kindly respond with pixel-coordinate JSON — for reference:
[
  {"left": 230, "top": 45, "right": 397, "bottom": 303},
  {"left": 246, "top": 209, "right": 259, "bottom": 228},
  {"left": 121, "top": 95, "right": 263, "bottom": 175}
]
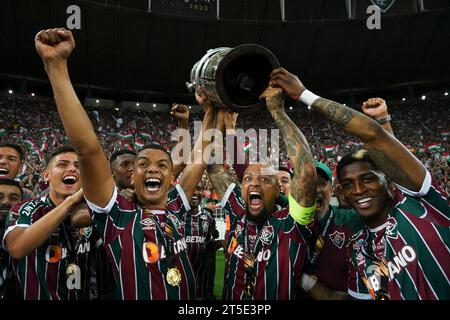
[{"left": 208, "top": 82, "right": 317, "bottom": 299}]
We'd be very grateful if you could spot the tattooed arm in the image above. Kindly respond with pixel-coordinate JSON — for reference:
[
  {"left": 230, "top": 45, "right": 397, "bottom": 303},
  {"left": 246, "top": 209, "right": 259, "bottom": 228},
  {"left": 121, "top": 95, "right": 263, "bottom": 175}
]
[
  {"left": 269, "top": 68, "right": 425, "bottom": 191},
  {"left": 260, "top": 86, "right": 317, "bottom": 207},
  {"left": 207, "top": 164, "right": 238, "bottom": 200},
  {"left": 206, "top": 108, "right": 240, "bottom": 200}
]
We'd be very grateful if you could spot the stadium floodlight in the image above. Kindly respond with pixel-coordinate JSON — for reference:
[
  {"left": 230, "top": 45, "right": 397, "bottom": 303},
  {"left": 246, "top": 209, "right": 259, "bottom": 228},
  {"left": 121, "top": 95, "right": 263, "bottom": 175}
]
[
  {"left": 136, "top": 103, "right": 140, "bottom": 107},
  {"left": 402, "top": 97, "right": 406, "bottom": 101},
  {"left": 153, "top": 104, "right": 157, "bottom": 107},
  {"left": 96, "top": 99, "right": 100, "bottom": 103},
  {"left": 31, "top": 93, "right": 35, "bottom": 97},
  {"left": 445, "top": 92, "right": 448, "bottom": 96},
  {"left": 307, "top": 105, "right": 311, "bottom": 110},
  {"left": 114, "top": 107, "right": 119, "bottom": 111},
  {"left": 8, "top": 89, "right": 13, "bottom": 94},
  {"left": 421, "top": 95, "right": 426, "bottom": 100},
  {"left": 189, "top": 106, "right": 192, "bottom": 109},
  {"left": 289, "top": 106, "right": 293, "bottom": 110}
]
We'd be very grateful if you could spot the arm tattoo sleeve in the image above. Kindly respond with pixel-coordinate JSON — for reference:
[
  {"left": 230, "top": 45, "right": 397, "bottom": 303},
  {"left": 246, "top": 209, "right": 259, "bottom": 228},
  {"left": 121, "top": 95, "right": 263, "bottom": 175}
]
[
  {"left": 312, "top": 98, "right": 357, "bottom": 128},
  {"left": 207, "top": 164, "right": 238, "bottom": 200},
  {"left": 367, "top": 148, "right": 415, "bottom": 189},
  {"left": 269, "top": 98, "right": 316, "bottom": 207}
]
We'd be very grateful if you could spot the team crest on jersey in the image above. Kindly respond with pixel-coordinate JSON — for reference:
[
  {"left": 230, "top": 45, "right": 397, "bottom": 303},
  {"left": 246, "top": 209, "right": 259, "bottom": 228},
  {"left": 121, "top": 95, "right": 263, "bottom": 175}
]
[
  {"left": 370, "top": 0, "right": 395, "bottom": 13},
  {"left": 167, "top": 213, "right": 181, "bottom": 230},
  {"left": 78, "top": 226, "right": 92, "bottom": 239},
  {"left": 329, "top": 231, "right": 345, "bottom": 249},
  {"left": 260, "top": 225, "right": 274, "bottom": 245},
  {"left": 141, "top": 217, "right": 156, "bottom": 231},
  {"left": 385, "top": 217, "right": 398, "bottom": 239}
]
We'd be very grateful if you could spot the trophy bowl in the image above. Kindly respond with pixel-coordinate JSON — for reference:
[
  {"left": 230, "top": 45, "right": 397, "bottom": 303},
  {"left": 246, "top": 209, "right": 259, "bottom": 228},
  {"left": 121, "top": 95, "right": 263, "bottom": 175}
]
[{"left": 186, "top": 44, "right": 280, "bottom": 114}]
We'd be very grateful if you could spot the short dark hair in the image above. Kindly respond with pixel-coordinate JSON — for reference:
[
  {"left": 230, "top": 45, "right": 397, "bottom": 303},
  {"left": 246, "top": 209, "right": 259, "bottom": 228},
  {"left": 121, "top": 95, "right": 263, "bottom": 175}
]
[
  {"left": 138, "top": 143, "right": 173, "bottom": 164},
  {"left": 336, "top": 149, "right": 379, "bottom": 181},
  {"left": 0, "top": 178, "right": 23, "bottom": 197},
  {"left": 110, "top": 149, "right": 136, "bottom": 166},
  {"left": 278, "top": 166, "right": 294, "bottom": 178},
  {"left": 45, "top": 145, "right": 77, "bottom": 167},
  {"left": 0, "top": 142, "right": 24, "bottom": 161}
]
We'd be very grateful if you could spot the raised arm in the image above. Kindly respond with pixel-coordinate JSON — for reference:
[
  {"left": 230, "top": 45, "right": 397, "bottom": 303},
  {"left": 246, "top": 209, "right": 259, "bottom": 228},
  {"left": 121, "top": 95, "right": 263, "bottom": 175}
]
[
  {"left": 35, "top": 28, "right": 115, "bottom": 206},
  {"left": 179, "top": 87, "right": 215, "bottom": 202},
  {"left": 206, "top": 109, "right": 239, "bottom": 200},
  {"left": 170, "top": 103, "right": 190, "bottom": 180},
  {"left": 361, "top": 98, "right": 394, "bottom": 136},
  {"left": 270, "top": 68, "right": 425, "bottom": 191},
  {"left": 260, "top": 86, "right": 317, "bottom": 208}
]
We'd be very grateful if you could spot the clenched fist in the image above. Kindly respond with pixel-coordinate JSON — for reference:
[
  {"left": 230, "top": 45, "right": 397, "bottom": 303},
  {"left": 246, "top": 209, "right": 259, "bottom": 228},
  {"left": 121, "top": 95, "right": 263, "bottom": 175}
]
[
  {"left": 170, "top": 104, "right": 190, "bottom": 121},
  {"left": 362, "top": 97, "right": 388, "bottom": 119},
  {"left": 35, "top": 28, "right": 75, "bottom": 63}
]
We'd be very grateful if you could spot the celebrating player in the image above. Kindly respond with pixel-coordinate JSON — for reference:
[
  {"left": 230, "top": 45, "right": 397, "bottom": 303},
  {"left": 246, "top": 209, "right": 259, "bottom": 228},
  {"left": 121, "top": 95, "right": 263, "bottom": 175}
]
[
  {"left": 271, "top": 67, "right": 450, "bottom": 300},
  {"left": 34, "top": 28, "right": 215, "bottom": 299},
  {"left": 3, "top": 146, "right": 101, "bottom": 299},
  {"left": 208, "top": 83, "right": 317, "bottom": 300}
]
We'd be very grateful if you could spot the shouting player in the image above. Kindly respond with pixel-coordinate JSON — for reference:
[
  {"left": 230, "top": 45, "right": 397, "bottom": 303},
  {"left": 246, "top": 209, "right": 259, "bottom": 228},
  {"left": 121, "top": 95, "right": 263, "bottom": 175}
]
[
  {"left": 208, "top": 83, "right": 317, "bottom": 300},
  {"left": 35, "top": 28, "right": 215, "bottom": 299}
]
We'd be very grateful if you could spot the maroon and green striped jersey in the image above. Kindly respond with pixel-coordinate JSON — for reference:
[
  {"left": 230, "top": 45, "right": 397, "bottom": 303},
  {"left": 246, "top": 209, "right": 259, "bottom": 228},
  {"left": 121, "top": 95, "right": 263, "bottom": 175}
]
[
  {"left": 309, "top": 206, "right": 365, "bottom": 292},
  {"left": 86, "top": 185, "right": 196, "bottom": 300},
  {"left": 220, "top": 183, "right": 310, "bottom": 300},
  {"left": 347, "top": 174, "right": 450, "bottom": 300},
  {"left": 182, "top": 206, "right": 216, "bottom": 299},
  {"left": 3, "top": 195, "right": 98, "bottom": 300}
]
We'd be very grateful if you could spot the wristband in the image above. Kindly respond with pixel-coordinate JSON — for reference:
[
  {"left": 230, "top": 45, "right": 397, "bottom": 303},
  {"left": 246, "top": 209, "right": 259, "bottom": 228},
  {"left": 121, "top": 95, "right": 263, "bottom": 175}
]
[
  {"left": 299, "top": 89, "right": 321, "bottom": 106},
  {"left": 375, "top": 114, "right": 391, "bottom": 125},
  {"left": 300, "top": 273, "right": 317, "bottom": 292},
  {"left": 288, "top": 194, "right": 316, "bottom": 226}
]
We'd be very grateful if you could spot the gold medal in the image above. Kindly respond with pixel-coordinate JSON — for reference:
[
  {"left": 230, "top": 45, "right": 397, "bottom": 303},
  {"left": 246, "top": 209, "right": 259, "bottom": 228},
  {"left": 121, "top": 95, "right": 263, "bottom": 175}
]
[
  {"left": 244, "top": 280, "right": 255, "bottom": 297},
  {"left": 66, "top": 263, "right": 78, "bottom": 276},
  {"left": 166, "top": 267, "right": 182, "bottom": 286}
]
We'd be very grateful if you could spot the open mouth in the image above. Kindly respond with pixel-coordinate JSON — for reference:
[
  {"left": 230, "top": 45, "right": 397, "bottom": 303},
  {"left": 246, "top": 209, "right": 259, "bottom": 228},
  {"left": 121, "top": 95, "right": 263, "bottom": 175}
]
[
  {"left": 249, "top": 191, "right": 263, "bottom": 211},
  {"left": 191, "top": 195, "right": 199, "bottom": 201},
  {"left": 62, "top": 175, "right": 78, "bottom": 186},
  {"left": 144, "top": 178, "right": 162, "bottom": 192},
  {"left": 0, "top": 168, "right": 9, "bottom": 177},
  {"left": 356, "top": 197, "right": 373, "bottom": 209},
  {"left": 316, "top": 196, "right": 323, "bottom": 209}
]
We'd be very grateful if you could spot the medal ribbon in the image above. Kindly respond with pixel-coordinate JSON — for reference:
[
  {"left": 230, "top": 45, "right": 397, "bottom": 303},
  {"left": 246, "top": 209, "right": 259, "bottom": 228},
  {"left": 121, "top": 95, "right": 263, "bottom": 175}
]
[
  {"left": 240, "top": 217, "right": 271, "bottom": 297},
  {"left": 357, "top": 227, "right": 390, "bottom": 300}
]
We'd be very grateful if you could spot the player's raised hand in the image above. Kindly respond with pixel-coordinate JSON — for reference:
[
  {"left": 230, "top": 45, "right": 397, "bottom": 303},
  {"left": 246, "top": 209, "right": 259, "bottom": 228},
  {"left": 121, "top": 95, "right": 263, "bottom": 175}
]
[
  {"left": 269, "top": 67, "right": 305, "bottom": 101},
  {"left": 170, "top": 104, "right": 190, "bottom": 121},
  {"left": 35, "top": 28, "right": 75, "bottom": 63},
  {"left": 362, "top": 97, "right": 388, "bottom": 119}
]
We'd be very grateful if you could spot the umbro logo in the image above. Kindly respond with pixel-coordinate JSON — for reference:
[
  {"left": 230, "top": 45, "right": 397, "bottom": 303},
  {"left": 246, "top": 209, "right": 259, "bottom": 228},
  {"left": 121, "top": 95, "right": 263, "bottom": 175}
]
[{"left": 141, "top": 217, "right": 156, "bottom": 231}]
